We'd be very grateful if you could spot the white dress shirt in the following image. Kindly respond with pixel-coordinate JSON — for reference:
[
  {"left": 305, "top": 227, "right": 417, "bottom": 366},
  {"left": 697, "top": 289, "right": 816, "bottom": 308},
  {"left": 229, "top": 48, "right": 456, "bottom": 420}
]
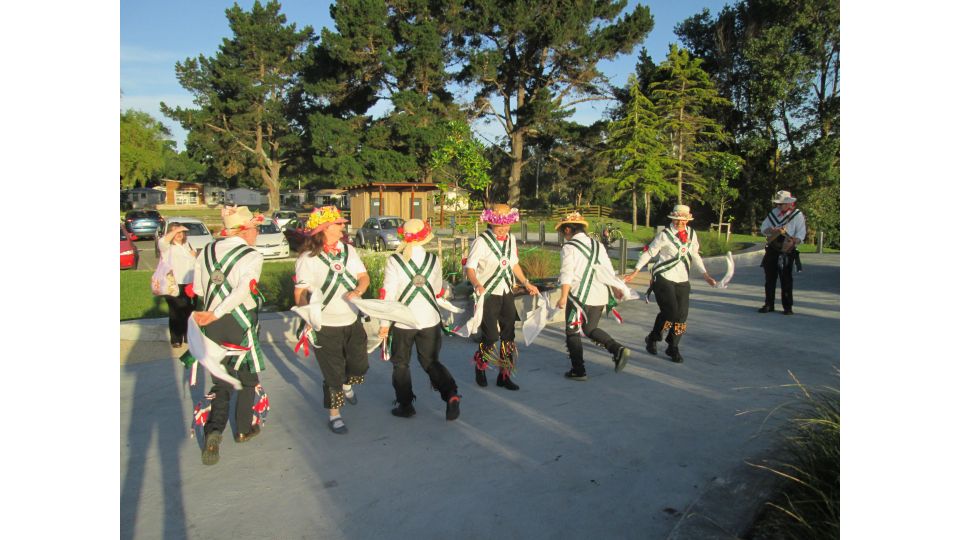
[
  {"left": 294, "top": 242, "right": 367, "bottom": 327},
  {"left": 381, "top": 245, "right": 443, "bottom": 330},
  {"left": 634, "top": 225, "right": 706, "bottom": 283},
  {"left": 192, "top": 236, "right": 264, "bottom": 319},
  {"left": 760, "top": 208, "right": 806, "bottom": 242},
  {"left": 464, "top": 230, "right": 519, "bottom": 295},
  {"left": 559, "top": 232, "right": 616, "bottom": 307},
  {"left": 158, "top": 238, "right": 196, "bottom": 284}
]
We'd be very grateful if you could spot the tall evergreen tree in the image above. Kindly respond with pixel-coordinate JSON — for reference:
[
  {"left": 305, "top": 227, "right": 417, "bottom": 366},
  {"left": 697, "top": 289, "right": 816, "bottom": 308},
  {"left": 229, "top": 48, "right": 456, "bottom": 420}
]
[
  {"left": 601, "top": 75, "right": 670, "bottom": 229},
  {"left": 649, "top": 44, "right": 732, "bottom": 204},
  {"left": 161, "top": 1, "right": 315, "bottom": 211},
  {"left": 454, "top": 0, "right": 654, "bottom": 207}
]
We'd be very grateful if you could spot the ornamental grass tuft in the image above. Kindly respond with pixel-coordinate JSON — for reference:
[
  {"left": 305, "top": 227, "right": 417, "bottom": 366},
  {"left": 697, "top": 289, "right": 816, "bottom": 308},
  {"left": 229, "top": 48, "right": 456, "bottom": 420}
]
[{"left": 747, "top": 370, "right": 840, "bottom": 540}]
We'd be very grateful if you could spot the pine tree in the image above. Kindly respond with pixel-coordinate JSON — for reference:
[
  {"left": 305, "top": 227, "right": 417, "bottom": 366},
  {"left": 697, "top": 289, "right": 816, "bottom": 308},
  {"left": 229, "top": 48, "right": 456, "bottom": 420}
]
[
  {"left": 650, "top": 45, "right": 732, "bottom": 204},
  {"left": 601, "top": 75, "right": 671, "bottom": 229},
  {"left": 161, "top": 1, "right": 315, "bottom": 211}
]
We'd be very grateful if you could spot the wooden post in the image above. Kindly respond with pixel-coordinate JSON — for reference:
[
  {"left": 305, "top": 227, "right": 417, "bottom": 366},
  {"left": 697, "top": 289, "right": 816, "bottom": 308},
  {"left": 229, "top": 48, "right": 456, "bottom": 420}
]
[{"left": 619, "top": 235, "right": 628, "bottom": 275}]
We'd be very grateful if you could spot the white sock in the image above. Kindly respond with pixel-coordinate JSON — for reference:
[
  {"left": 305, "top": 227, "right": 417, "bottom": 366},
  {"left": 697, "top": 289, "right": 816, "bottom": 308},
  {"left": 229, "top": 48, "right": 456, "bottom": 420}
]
[{"left": 342, "top": 384, "right": 354, "bottom": 397}]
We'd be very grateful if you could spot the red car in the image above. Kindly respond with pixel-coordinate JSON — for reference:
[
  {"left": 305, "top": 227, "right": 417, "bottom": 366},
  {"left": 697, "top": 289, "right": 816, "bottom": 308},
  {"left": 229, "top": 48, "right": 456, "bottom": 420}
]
[{"left": 120, "top": 225, "right": 139, "bottom": 270}]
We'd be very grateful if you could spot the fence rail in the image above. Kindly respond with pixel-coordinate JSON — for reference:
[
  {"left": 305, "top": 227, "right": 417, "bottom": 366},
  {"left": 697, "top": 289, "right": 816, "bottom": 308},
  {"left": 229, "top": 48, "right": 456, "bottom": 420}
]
[{"left": 432, "top": 205, "right": 612, "bottom": 227}]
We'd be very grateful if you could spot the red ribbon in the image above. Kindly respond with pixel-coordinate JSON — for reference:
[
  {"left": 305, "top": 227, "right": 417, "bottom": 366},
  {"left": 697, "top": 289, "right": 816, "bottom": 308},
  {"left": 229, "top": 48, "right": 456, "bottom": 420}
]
[
  {"left": 184, "top": 283, "right": 196, "bottom": 298},
  {"left": 249, "top": 279, "right": 259, "bottom": 294},
  {"left": 322, "top": 243, "right": 340, "bottom": 255},
  {"left": 436, "top": 288, "right": 445, "bottom": 298},
  {"left": 294, "top": 333, "right": 310, "bottom": 357},
  {"left": 496, "top": 235, "right": 507, "bottom": 241},
  {"left": 677, "top": 230, "right": 688, "bottom": 243},
  {"left": 378, "top": 288, "right": 387, "bottom": 300},
  {"left": 221, "top": 342, "right": 251, "bottom": 351},
  {"left": 398, "top": 223, "right": 431, "bottom": 243}
]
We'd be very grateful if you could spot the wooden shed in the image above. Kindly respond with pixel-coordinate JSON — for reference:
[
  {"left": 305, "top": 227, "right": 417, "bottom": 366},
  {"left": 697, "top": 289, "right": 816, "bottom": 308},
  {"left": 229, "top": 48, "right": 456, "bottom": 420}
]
[
  {"left": 163, "top": 179, "right": 206, "bottom": 206},
  {"left": 346, "top": 182, "right": 439, "bottom": 228}
]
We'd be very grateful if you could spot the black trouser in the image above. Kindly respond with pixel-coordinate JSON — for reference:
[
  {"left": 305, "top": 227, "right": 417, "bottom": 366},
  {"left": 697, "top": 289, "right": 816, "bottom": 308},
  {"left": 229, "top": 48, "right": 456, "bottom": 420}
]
[
  {"left": 165, "top": 284, "right": 196, "bottom": 345},
  {"left": 390, "top": 323, "right": 457, "bottom": 405},
  {"left": 480, "top": 291, "right": 517, "bottom": 348},
  {"left": 565, "top": 303, "right": 621, "bottom": 372},
  {"left": 202, "top": 313, "right": 260, "bottom": 438},
  {"left": 649, "top": 277, "right": 690, "bottom": 348},
  {"left": 312, "top": 319, "right": 369, "bottom": 409},
  {"left": 762, "top": 248, "right": 794, "bottom": 310}
]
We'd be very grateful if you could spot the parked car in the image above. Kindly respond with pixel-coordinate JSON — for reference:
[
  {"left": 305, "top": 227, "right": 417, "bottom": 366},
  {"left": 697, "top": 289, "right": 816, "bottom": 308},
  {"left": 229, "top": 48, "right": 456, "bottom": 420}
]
[
  {"left": 254, "top": 220, "right": 290, "bottom": 259},
  {"left": 272, "top": 210, "right": 300, "bottom": 229},
  {"left": 120, "top": 226, "right": 139, "bottom": 270},
  {"left": 124, "top": 210, "right": 165, "bottom": 239},
  {"left": 154, "top": 217, "right": 215, "bottom": 257},
  {"left": 282, "top": 218, "right": 353, "bottom": 252},
  {"left": 355, "top": 216, "right": 403, "bottom": 251}
]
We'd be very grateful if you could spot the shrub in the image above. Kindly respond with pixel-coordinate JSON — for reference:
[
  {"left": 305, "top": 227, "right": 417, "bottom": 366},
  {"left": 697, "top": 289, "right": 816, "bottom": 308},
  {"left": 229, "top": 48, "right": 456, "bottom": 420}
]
[{"left": 518, "top": 248, "right": 560, "bottom": 280}]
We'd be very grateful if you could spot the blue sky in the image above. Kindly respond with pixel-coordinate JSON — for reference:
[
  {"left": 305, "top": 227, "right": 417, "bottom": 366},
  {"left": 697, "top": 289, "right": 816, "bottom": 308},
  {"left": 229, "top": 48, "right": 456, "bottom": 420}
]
[{"left": 121, "top": 0, "right": 730, "bottom": 151}]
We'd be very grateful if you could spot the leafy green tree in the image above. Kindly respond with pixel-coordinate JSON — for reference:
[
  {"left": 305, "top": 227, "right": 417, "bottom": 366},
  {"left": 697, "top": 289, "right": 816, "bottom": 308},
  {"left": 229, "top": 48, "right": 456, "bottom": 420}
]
[
  {"left": 454, "top": 0, "right": 654, "bottom": 207},
  {"left": 161, "top": 1, "right": 315, "bottom": 211},
  {"left": 602, "top": 75, "right": 671, "bottom": 230},
  {"left": 675, "top": 0, "right": 839, "bottom": 232},
  {"left": 304, "top": 0, "right": 460, "bottom": 186},
  {"left": 649, "top": 45, "right": 732, "bottom": 204},
  {"left": 120, "top": 110, "right": 171, "bottom": 189},
  {"left": 430, "top": 120, "right": 492, "bottom": 199},
  {"left": 701, "top": 152, "right": 743, "bottom": 229},
  {"left": 161, "top": 148, "right": 206, "bottom": 183}
]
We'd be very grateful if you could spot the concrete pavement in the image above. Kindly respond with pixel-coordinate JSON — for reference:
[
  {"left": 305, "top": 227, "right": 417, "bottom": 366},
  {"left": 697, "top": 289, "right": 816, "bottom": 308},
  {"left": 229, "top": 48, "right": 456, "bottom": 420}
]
[{"left": 120, "top": 252, "right": 839, "bottom": 540}]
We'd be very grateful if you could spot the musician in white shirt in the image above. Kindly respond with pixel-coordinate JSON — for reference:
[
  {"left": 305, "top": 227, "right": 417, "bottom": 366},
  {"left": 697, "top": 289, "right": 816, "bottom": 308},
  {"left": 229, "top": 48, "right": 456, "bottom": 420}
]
[
  {"left": 377, "top": 219, "right": 460, "bottom": 421},
  {"left": 464, "top": 204, "right": 539, "bottom": 391},
  {"left": 758, "top": 191, "right": 806, "bottom": 315}
]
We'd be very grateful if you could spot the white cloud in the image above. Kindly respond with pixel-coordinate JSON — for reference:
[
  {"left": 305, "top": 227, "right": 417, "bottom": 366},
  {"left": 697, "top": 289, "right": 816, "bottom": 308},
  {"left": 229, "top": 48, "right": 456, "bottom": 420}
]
[{"left": 120, "top": 44, "right": 184, "bottom": 64}]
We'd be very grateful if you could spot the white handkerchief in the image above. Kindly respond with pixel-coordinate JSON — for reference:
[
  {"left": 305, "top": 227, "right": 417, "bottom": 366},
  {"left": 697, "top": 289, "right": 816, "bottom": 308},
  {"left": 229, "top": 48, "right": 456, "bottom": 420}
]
[
  {"left": 436, "top": 297, "right": 464, "bottom": 314},
  {"left": 454, "top": 295, "right": 485, "bottom": 338},
  {"left": 291, "top": 303, "right": 324, "bottom": 332},
  {"left": 594, "top": 264, "right": 641, "bottom": 301},
  {"left": 717, "top": 251, "right": 735, "bottom": 288},
  {"left": 186, "top": 317, "right": 242, "bottom": 390},
  {"left": 350, "top": 298, "right": 422, "bottom": 329}
]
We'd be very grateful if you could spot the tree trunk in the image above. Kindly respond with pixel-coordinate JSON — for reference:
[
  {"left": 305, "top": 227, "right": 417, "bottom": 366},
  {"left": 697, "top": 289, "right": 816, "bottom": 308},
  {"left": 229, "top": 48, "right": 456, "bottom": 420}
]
[
  {"left": 631, "top": 189, "right": 637, "bottom": 231},
  {"left": 508, "top": 130, "right": 523, "bottom": 207},
  {"left": 644, "top": 191, "right": 651, "bottom": 228},
  {"left": 261, "top": 163, "right": 281, "bottom": 213}
]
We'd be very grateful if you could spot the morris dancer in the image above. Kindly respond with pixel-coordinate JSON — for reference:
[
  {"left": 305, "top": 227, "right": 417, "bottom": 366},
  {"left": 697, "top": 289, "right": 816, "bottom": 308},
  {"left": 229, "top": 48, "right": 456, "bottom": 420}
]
[
  {"left": 378, "top": 219, "right": 460, "bottom": 420},
  {"left": 294, "top": 206, "right": 370, "bottom": 435},
  {"left": 758, "top": 190, "right": 806, "bottom": 315},
  {"left": 625, "top": 205, "right": 717, "bottom": 363},
  {"left": 555, "top": 211, "right": 630, "bottom": 380},
  {"left": 464, "top": 204, "right": 539, "bottom": 390},
  {"left": 190, "top": 206, "right": 266, "bottom": 465}
]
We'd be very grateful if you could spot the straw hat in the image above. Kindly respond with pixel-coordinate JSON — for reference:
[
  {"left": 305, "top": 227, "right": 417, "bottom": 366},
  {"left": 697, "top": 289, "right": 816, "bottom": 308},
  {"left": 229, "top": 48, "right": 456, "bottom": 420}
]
[
  {"left": 554, "top": 210, "right": 590, "bottom": 230},
  {"left": 666, "top": 204, "right": 694, "bottom": 222},
  {"left": 481, "top": 203, "right": 520, "bottom": 225},
  {"left": 305, "top": 206, "right": 349, "bottom": 236},
  {"left": 396, "top": 219, "right": 434, "bottom": 261},
  {"left": 220, "top": 205, "right": 264, "bottom": 236},
  {"left": 771, "top": 190, "right": 797, "bottom": 204}
]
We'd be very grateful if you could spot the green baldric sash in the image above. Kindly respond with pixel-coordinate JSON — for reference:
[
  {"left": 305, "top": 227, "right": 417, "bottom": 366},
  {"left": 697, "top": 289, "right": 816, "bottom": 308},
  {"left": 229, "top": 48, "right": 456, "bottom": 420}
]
[
  {"left": 476, "top": 230, "right": 515, "bottom": 296},
  {"left": 181, "top": 240, "right": 266, "bottom": 374},
  {"left": 313, "top": 245, "right": 359, "bottom": 308},
  {"left": 564, "top": 237, "right": 617, "bottom": 328},
  {"left": 391, "top": 253, "right": 442, "bottom": 317},
  {"left": 766, "top": 208, "right": 802, "bottom": 228},
  {"left": 650, "top": 228, "right": 695, "bottom": 280}
]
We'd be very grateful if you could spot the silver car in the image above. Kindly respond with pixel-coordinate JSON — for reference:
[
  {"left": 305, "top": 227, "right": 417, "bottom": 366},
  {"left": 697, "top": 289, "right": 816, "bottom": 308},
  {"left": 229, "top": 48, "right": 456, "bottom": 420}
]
[
  {"left": 154, "top": 217, "right": 214, "bottom": 257},
  {"left": 255, "top": 220, "right": 291, "bottom": 259},
  {"left": 355, "top": 216, "right": 403, "bottom": 251}
]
